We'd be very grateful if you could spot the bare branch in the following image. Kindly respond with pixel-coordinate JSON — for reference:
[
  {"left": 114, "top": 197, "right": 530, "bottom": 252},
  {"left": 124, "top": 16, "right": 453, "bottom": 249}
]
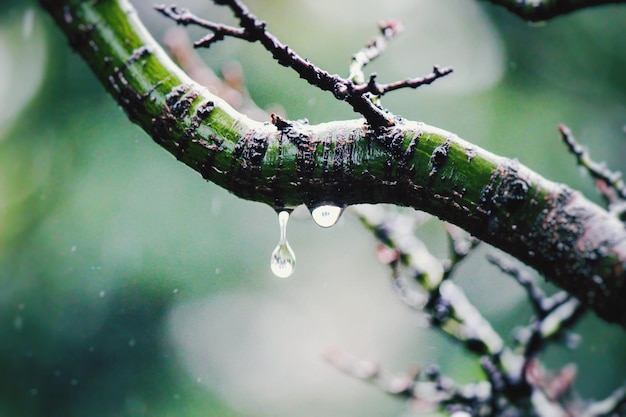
[
  {"left": 155, "top": 5, "right": 248, "bottom": 47},
  {"left": 487, "top": 253, "right": 586, "bottom": 360},
  {"left": 156, "top": 0, "right": 452, "bottom": 128},
  {"left": 348, "top": 20, "right": 404, "bottom": 85},
  {"left": 558, "top": 124, "right": 626, "bottom": 210},
  {"left": 353, "top": 66, "right": 454, "bottom": 97}
]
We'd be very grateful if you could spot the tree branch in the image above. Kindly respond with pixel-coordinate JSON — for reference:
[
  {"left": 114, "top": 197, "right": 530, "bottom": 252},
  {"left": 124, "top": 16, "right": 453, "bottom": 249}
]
[
  {"left": 154, "top": 2, "right": 452, "bottom": 127},
  {"left": 483, "top": 0, "right": 626, "bottom": 21},
  {"left": 39, "top": 0, "right": 626, "bottom": 329}
]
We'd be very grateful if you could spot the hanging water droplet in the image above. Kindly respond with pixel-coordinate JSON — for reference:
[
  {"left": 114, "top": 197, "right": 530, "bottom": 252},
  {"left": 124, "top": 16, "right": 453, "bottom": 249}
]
[
  {"left": 270, "top": 210, "right": 296, "bottom": 278},
  {"left": 310, "top": 204, "right": 344, "bottom": 228},
  {"left": 270, "top": 242, "right": 296, "bottom": 278}
]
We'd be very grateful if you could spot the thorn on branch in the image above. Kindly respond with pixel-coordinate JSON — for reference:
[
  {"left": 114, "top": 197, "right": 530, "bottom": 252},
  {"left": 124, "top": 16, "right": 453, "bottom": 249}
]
[{"left": 270, "top": 112, "right": 292, "bottom": 130}]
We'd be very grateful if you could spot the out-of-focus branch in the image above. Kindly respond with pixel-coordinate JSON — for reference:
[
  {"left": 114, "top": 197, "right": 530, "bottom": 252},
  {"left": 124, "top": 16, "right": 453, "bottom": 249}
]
[
  {"left": 162, "top": 26, "right": 270, "bottom": 121},
  {"left": 484, "top": 0, "right": 626, "bottom": 21},
  {"left": 347, "top": 205, "right": 625, "bottom": 416},
  {"left": 559, "top": 124, "right": 626, "bottom": 215}
]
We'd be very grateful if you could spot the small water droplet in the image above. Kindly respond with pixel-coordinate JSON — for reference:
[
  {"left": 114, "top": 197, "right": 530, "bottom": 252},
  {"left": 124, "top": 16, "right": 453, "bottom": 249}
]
[
  {"left": 270, "top": 211, "right": 296, "bottom": 278},
  {"left": 23, "top": 8, "right": 35, "bottom": 39},
  {"left": 13, "top": 315, "right": 24, "bottom": 330},
  {"left": 310, "top": 204, "right": 344, "bottom": 228}
]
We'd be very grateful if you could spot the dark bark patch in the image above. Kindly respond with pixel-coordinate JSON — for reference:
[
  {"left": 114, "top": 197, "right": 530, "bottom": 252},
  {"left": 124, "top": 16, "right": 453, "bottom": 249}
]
[
  {"left": 170, "top": 90, "right": 199, "bottom": 119},
  {"left": 429, "top": 138, "right": 451, "bottom": 177},
  {"left": 480, "top": 159, "right": 530, "bottom": 214},
  {"left": 232, "top": 130, "right": 270, "bottom": 174},
  {"left": 478, "top": 159, "right": 531, "bottom": 235},
  {"left": 195, "top": 100, "right": 215, "bottom": 121}
]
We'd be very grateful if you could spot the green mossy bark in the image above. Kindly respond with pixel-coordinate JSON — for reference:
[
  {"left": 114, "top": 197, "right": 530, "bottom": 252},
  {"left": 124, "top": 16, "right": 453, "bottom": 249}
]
[{"left": 40, "top": 0, "right": 626, "bottom": 329}]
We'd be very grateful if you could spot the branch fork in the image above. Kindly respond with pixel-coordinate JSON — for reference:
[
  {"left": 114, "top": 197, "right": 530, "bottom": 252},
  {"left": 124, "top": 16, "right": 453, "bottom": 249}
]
[{"left": 155, "top": 1, "right": 452, "bottom": 128}]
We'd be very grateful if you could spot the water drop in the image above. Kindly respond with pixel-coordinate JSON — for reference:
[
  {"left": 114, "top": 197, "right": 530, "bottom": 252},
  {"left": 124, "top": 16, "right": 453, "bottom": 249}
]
[
  {"left": 270, "top": 211, "right": 296, "bottom": 278},
  {"left": 13, "top": 315, "right": 23, "bottom": 330},
  {"left": 22, "top": 8, "right": 35, "bottom": 39},
  {"left": 310, "top": 204, "right": 344, "bottom": 228}
]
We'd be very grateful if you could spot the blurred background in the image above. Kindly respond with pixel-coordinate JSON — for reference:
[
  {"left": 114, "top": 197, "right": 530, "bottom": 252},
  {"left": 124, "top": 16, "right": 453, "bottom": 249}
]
[{"left": 1, "top": 0, "right": 625, "bottom": 416}]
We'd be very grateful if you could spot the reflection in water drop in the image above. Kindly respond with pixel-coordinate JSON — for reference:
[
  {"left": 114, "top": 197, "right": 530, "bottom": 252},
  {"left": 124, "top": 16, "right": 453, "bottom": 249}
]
[
  {"left": 310, "top": 205, "right": 344, "bottom": 228},
  {"left": 270, "top": 211, "right": 296, "bottom": 278}
]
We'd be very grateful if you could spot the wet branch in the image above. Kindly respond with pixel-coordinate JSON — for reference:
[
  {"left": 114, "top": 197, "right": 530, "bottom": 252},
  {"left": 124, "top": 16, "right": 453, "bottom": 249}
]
[
  {"left": 484, "top": 0, "right": 626, "bottom": 21},
  {"left": 38, "top": 0, "right": 626, "bottom": 329}
]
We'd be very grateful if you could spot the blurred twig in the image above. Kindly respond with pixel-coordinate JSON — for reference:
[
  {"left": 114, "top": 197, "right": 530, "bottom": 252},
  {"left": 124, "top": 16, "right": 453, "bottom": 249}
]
[
  {"left": 345, "top": 205, "right": 624, "bottom": 416},
  {"left": 163, "top": 26, "right": 273, "bottom": 121},
  {"left": 558, "top": 124, "right": 626, "bottom": 215}
]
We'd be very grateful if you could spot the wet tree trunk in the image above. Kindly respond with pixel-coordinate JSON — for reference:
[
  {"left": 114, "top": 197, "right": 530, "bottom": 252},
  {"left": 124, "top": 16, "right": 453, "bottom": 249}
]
[{"left": 39, "top": 0, "right": 626, "bottom": 329}]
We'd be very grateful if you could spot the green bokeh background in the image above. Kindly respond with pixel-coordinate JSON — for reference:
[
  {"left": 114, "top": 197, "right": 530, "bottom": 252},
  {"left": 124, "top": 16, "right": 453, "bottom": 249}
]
[{"left": 0, "top": 1, "right": 625, "bottom": 416}]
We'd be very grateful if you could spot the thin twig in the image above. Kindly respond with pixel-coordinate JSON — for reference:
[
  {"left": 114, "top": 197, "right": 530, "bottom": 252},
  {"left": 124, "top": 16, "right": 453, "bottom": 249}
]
[
  {"left": 487, "top": 253, "right": 586, "bottom": 359},
  {"left": 155, "top": 5, "right": 248, "bottom": 47},
  {"left": 156, "top": 1, "right": 452, "bottom": 128},
  {"left": 558, "top": 124, "right": 626, "bottom": 206},
  {"left": 348, "top": 20, "right": 404, "bottom": 85},
  {"left": 353, "top": 65, "right": 453, "bottom": 97}
]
